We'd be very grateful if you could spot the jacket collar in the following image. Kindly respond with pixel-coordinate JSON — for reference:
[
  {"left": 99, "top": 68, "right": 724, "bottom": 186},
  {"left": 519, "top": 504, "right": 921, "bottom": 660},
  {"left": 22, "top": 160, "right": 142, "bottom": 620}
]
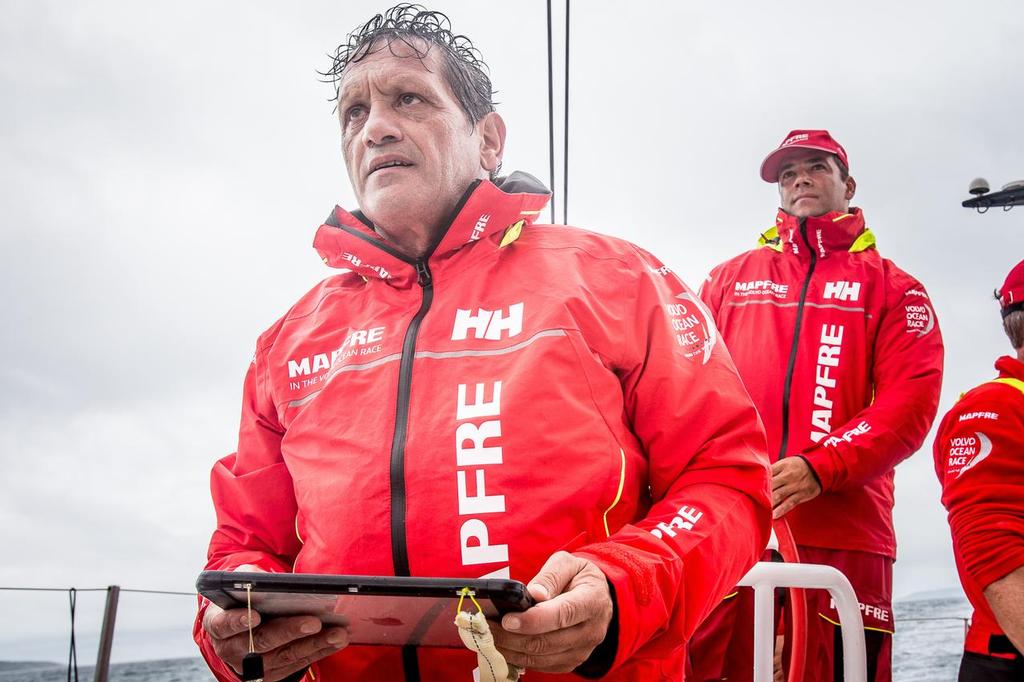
[
  {"left": 312, "top": 171, "right": 551, "bottom": 288},
  {"left": 760, "top": 207, "right": 873, "bottom": 259}
]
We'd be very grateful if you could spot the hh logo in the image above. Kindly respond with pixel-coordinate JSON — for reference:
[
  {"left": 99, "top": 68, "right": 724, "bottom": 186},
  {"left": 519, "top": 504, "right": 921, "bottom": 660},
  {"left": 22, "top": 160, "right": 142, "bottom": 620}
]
[
  {"left": 823, "top": 281, "right": 861, "bottom": 302},
  {"left": 452, "top": 303, "right": 524, "bottom": 341}
]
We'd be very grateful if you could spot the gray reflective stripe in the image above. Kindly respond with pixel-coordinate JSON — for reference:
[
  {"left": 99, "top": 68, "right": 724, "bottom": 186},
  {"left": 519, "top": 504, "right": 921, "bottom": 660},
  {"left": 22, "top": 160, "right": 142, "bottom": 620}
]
[
  {"left": 726, "top": 299, "right": 870, "bottom": 317},
  {"left": 286, "top": 328, "right": 568, "bottom": 407},
  {"left": 288, "top": 352, "right": 404, "bottom": 407},
  {"left": 415, "top": 328, "right": 566, "bottom": 360}
]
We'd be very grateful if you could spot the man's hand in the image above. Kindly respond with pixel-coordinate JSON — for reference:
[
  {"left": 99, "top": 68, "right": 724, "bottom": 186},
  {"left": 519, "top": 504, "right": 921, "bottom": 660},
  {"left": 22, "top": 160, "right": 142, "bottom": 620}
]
[
  {"left": 771, "top": 457, "right": 821, "bottom": 519},
  {"left": 201, "top": 566, "right": 349, "bottom": 682},
  {"left": 202, "top": 605, "right": 349, "bottom": 681},
  {"left": 491, "top": 551, "right": 613, "bottom": 673}
]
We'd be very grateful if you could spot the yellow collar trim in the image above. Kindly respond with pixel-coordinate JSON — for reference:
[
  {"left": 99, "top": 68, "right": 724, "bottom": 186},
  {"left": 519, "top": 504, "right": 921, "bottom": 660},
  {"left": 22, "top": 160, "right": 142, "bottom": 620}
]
[
  {"left": 757, "top": 224, "right": 876, "bottom": 253},
  {"left": 993, "top": 377, "right": 1024, "bottom": 396},
  {"left": 499, "top": 219, "right": 525, "bottom": 248}
]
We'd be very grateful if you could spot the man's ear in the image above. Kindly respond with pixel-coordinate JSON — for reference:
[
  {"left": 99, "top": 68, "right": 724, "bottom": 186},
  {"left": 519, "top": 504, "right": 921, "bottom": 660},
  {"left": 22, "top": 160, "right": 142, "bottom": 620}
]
[
  {"left": 845, "top": 175, "right": 857, "bottom": 201},
  {"left": 478, "top": 112, "right": 506, "bottom": 174}
]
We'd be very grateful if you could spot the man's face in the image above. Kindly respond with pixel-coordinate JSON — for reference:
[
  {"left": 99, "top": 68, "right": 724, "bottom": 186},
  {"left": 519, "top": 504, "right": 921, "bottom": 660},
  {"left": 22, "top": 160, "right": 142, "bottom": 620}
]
[
  {"left": 777, "top": 150, "right": 854, "bottom": 218},
  {"left": 337, "top": 39, "right": 497, "bottom": 234}
]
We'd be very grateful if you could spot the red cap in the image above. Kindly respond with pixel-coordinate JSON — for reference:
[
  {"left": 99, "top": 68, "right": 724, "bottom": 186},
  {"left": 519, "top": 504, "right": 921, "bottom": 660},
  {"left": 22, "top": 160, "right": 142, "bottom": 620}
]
[
  {"left": 997, "top": 259, "right": 1024, "bottom": 319},
  {"left": 760, "top": 129, "right": 850, "bottom": 183}
]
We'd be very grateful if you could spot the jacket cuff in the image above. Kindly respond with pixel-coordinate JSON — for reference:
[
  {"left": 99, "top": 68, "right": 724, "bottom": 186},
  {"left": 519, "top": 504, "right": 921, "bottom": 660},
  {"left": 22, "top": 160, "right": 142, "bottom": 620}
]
[
  {"left": 574, "top": 579, "right": 619, "bottom": 678},
  {"left": 798, "top": 448, "right": 838, "bottom": 491},
  {"left": 574, "top": 540, "right": 675, "bottom": 672}
]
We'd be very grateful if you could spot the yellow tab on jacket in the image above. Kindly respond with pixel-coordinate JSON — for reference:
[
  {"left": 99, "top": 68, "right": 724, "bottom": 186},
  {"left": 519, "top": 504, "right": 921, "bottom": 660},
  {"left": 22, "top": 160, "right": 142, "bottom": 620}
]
[{"left": 499, "top": 220, "right": 525, "bottom": 248}]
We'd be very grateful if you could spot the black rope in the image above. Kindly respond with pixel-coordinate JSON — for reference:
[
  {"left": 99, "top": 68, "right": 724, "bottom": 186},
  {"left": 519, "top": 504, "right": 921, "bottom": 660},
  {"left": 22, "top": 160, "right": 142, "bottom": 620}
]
[
  {"left": 563, "top": 0, "right": 570, "bottom": 226},
  {"left": 546, "top": 0, "right": 556, "bottom": 224},
  {"left": 67, "top": 589, "right": 78, "bottom": 682}
]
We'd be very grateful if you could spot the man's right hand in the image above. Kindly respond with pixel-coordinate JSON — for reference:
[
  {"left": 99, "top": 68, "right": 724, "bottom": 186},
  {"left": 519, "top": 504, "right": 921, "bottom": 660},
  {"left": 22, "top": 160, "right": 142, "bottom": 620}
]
[{"left": 202, "top": 603, "right": 349, "bottom": 682}]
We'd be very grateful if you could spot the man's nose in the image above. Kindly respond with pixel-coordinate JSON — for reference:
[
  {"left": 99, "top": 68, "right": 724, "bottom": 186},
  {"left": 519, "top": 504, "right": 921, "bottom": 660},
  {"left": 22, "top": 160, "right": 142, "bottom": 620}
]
[{"left": 362, "top": 104, "right": 402, "bottom": 147}]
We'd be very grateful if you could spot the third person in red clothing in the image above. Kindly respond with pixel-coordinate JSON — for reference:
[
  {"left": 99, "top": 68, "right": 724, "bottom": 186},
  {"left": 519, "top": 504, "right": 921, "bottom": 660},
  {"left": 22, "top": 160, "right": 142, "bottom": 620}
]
[
  {"left": 934, "top": 259, "right": 1024, "bottom": 681},
  {"left": 690, "top": 130, "right": 945, "bottom": 681}
]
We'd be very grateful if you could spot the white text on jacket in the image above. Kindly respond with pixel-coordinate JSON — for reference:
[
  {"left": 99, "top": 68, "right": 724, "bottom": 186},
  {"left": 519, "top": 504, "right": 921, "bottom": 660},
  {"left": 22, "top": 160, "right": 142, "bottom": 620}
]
[
  {"left": 810, "top": 324, "right": 844, "bottom": 443},
  {"left": 456, "top": 381, "right": 509, "bottom": 574},
  {"left": 452, "top": 303, "right": 524, "bottom": 341}
]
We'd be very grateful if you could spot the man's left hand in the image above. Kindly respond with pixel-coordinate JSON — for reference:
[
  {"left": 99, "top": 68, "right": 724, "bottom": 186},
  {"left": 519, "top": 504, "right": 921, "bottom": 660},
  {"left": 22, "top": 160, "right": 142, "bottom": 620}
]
[
  {"left": 771, "top": 457, "right": 821, "bottom": 519},
  {"left": 492, "top": 551, "right": 613, "bottom": 673}
]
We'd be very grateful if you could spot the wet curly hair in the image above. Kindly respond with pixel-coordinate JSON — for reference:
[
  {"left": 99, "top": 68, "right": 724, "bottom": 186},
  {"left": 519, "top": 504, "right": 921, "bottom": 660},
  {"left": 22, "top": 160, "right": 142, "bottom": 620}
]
[{"left": 322, "top": 4, "right": 496, "bottom": 126}]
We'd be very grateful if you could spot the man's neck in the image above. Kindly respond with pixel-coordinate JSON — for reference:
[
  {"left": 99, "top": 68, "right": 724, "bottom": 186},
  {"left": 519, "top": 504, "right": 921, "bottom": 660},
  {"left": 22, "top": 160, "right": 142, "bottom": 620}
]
[
  {"left": 1017, "top": 347, "right": 1024, "bottom": 363},
  {"left": 373, "top": 222, "right": 438, "bottom": 260}
]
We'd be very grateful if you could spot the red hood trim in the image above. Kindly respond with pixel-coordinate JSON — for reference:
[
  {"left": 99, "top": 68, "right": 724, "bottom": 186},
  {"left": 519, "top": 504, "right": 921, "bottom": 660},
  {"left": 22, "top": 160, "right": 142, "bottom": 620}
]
[
  {"left": 996, "top": 355, "right": 1024, "bottom": 381},
  {"left": 312, "top": 179, "right": 550, "bottom": 287},
  {"left": 774, "top": 208, "right": 867, "bottom": 258}
]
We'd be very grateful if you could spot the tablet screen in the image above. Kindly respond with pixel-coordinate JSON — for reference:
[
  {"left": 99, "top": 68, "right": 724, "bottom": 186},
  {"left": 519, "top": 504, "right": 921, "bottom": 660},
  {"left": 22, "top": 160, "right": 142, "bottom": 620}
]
[{"left": 198, "top": 572, "right": 530, "bottom": 648}]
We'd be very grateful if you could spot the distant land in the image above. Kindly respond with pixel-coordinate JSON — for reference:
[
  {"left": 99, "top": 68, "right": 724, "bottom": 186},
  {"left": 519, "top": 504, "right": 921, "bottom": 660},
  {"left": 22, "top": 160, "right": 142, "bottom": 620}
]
[{"left": 896, "top": 585, "right": 967, "bottom": 603}]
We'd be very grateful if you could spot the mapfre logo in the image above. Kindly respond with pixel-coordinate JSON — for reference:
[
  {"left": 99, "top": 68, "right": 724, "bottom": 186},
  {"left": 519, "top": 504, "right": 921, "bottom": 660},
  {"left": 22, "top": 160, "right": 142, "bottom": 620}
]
[
  {"left": 452, "top": 303, "right": 524, "bottom": 341},
  {"left": 823, "top": 281, "right": 861, "bottom": 302},
  {"left": 782, "top": 133, "right": 809, "bottom": 147},
  {"left": 734, "top": 280, "right": 789, "bottom": 298}
]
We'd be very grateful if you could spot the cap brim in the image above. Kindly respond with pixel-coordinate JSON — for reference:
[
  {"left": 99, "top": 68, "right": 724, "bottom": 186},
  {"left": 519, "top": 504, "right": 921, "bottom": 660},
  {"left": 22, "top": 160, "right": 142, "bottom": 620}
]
[{"left": 759, "top": 144, "right": 842, "bottom": 183}]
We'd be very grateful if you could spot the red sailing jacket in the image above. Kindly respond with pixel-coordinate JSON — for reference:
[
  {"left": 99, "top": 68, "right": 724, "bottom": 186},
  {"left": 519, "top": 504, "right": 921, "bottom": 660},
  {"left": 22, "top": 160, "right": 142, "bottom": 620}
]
[
  {"left": 194, "top": 175, "right": 772, "bottom": 681},
  {"left": 700, "top": 208, "right": 944, "bottom": 558},
  {"left": 934, "top": 355, "right": 1024, "bottom": 658}
]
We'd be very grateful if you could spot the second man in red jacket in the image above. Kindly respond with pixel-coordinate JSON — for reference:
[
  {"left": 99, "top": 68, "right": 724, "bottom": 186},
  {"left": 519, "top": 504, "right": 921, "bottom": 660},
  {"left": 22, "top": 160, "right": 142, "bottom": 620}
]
[{"left": 691, "top": 130, "right": 944, "bottom": 681}]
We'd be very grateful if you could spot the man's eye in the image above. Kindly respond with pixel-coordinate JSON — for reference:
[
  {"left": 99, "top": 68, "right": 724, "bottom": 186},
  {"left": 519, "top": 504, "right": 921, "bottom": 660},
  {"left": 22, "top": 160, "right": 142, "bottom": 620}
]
[
  {"left": 399, "top": 93, "right": 421, "bottom": 106},
  {"left": 345, "top": 105, "right": 366, "bottom": 123}
]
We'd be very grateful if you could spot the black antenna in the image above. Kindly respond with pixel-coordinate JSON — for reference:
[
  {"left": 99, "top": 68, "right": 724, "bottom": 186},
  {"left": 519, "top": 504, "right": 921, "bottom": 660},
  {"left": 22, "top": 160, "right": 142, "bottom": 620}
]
[
  {"left": 546, "top": 0, "right": 556, "bottom": 224},
  {"left": 563, "top": 0, "right": 570, "bottom": 225}
]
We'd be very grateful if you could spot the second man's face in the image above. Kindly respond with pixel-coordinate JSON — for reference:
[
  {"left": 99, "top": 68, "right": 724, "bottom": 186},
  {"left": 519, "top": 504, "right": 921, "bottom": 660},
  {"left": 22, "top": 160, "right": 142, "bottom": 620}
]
[{"left": 777, "top": 150, "right": 853, "bottom": 218}]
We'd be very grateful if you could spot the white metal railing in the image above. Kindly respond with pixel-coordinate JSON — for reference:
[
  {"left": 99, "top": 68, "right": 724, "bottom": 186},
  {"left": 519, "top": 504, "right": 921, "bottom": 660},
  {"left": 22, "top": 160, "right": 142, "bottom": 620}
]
[{"left": 737, "top": 561, "right": 867, "bottom": 682}]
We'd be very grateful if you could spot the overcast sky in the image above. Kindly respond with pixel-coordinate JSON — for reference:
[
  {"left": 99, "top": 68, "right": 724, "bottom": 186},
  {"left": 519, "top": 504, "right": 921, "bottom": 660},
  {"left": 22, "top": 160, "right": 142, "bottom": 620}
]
[{"left": 1, "top": 0, "right": 1022, "bottom": 665}]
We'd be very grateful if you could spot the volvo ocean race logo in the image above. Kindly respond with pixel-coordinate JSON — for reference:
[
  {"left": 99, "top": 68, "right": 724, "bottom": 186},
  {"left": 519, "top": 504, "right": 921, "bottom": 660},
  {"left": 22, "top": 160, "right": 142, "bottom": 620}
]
[
  {"left": 948, "top": 432, "right": 993, "bottom": 478},
  {"left": 666, "top": 293, "right": 717, "bottom": 365}
]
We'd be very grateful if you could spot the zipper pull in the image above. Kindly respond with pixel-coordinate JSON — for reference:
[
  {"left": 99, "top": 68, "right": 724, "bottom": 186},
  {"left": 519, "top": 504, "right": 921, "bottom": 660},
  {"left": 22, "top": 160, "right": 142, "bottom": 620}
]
[{"left": 415, "top": 260, "right": 432, "bottom": 287}]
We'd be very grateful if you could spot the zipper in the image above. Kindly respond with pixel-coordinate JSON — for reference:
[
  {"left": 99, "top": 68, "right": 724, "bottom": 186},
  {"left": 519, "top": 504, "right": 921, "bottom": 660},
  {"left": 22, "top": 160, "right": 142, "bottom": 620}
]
[
  {"left": 390, "top": 258, "right": 433, "bottom": 576},
  {"left": 778, "top": 218, "right": 816, "bottom": 460},
  {"left": 391, "top": 259, "right": 432, "bottom": 682}
]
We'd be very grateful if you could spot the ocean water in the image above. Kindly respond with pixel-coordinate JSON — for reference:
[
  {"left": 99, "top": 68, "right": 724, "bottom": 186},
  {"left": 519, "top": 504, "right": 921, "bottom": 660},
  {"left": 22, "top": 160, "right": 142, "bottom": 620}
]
[
  {"left": 0, "top": 658, "right": 213, "bottom": 682},
  {"left": 1, "top": 595, "right": 972, "bottom": 681}
]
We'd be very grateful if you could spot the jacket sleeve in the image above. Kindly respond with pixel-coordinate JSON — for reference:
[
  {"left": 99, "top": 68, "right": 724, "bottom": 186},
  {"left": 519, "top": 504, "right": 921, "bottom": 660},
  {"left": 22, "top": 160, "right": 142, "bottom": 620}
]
[
  {"left": 573, "top": 248, "right": 772, "bottom": 669},
  {"left": 935, "top": 389, "right": 1024, "bottom": 592},
  {"left": 799, "top": 278, "right": 944, "bottom": 491},
  {"left": 193, "top": 342, "right": 302, "bottom": 681}
]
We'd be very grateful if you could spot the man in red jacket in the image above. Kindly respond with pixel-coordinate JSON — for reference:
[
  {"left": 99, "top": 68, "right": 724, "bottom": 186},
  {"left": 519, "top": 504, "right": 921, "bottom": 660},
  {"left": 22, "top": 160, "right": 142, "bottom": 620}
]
[
  {"left": 692, "top": 130, "right": 944, "bottom": 681},
  {"left": 934, "top": 259, "right": 1024, "bottom": 681},
  {"left": 193, "top": 6, "right": 772, "bottom": 682}
]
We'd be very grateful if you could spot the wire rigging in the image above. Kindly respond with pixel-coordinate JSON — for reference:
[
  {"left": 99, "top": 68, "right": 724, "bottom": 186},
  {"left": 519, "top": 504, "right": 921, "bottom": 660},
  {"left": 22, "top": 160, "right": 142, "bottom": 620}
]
[
  {"left": 66, "top": 589, "right": 79, "bottom": 682},
  {"left": 546, "top": 0, "right": 556, "bottom": 224},
  {"left": 563, "top": 0, "right": 570, "bottom": 225}
]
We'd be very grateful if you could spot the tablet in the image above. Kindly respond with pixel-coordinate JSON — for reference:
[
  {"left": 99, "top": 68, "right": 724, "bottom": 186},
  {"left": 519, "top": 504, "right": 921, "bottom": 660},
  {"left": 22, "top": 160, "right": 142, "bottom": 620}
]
[{"left": 196, "top": 571, "right": 534, "bottom": 648}]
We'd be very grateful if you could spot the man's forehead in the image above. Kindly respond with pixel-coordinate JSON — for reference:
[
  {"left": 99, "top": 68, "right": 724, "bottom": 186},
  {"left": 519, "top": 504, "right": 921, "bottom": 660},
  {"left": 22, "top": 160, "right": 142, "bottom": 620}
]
[
  {"left": 337, "top": 36, "right": 442, "bottom": 98},
  {"left": 778, "top": 150, "right": 833, "bottom": 169}
]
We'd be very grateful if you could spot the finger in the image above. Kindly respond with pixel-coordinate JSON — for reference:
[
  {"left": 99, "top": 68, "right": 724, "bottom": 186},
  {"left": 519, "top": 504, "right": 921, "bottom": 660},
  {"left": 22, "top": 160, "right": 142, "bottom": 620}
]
[
  {"left": 251, "top": 616, "right": 326, "bottom": 654},
  {"left": 525, "top": 551, "right": 581, "bottom": 603},
  {"left": 263, "top": 628, "right": 350, "bottom": 680},
  {"left": 505, "top": 580, "right": 607, "bottom": 635},
  {"left": 492, "top": 619, "right": 589, "bottom": 656},
  {"left": 495, "top": 622, "right": 601, "bottom": 672},
  {"left": 204, "top": 606, "right": 261, "bottom": 641}
]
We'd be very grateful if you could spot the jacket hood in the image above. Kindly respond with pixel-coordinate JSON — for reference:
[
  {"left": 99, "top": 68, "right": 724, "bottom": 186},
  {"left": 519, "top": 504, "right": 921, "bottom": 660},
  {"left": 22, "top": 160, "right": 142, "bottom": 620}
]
[{"left": 312, "top": 171, "right": 551, "bottom": 287}]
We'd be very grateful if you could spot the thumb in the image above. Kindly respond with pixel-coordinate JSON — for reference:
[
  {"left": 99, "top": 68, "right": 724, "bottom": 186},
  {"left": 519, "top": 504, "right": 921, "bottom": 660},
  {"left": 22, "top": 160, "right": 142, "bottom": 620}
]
[{"left": 527, "top": 551, "right": 583, "bottom": 602}]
